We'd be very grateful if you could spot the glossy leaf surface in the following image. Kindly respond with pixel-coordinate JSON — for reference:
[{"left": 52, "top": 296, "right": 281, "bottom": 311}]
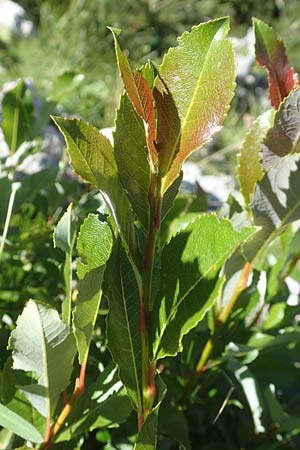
[
  {"left": 154, "top": 18, "right": 235, "bottom": 192},
  {"left": 110, "top": 28, "right": 157, "bottom": 165},
  {"left": 151, "top": 214, "right": 257, "bottom": 359}
]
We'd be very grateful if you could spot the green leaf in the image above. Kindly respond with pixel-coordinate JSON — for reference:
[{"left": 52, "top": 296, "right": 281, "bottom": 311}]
[
  {"left": 262, "top": 88, "right": 300, "bottom": 159},
  {"left": 74, "top": 214, "right": 113, "bottom": 363},
  {"left": 248, "top": 154, "right": 300, "bottom": 262},
  {"left": 154, "top": 18, "right": 235, "bottom": 192},
  {"left": 253, "top": 18, "right": 298, "bottom": 109},
  {"left": 51, "top": 116, "right": 138, "bottom": 269},
  {"left": 104, "top": 240, "right": 142, "bottom": 410},
  {"left": 114, "top": 93, "right": 150, "bottom": 230},
  {"left": 263, "top": 302, "right": 286, "bottom": 330},
  {"left": 1, "top": 80, "right": 35, "bottom": 153},
  {"left": 151, "top": 214, "right": 257, "bottom": 360},
  {"left": 0, "top": 403, "right": 43, "bottom": 444},
  {"left": 8, "top": 300, "right": 76, "bottom": 418},
  {"left": 110, "top": 28, "right": 157, "bottom": 165},
  {"left": 54, "top": 203, "right": 77, "bottom": 325},
  {"left": 237, "top": 109, "right": 274, "bottom": 206}
]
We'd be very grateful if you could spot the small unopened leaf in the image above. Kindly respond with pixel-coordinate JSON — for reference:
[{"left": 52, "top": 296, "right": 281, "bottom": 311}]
[
  {"left": 237, "top": 109, "right": 274, "bottom": 206},
  {"left": 110, "top": 28, "right": 157, "bottom": 165},
  {"left": 0, "top": 404, "right": 43, "bottom": 444},
  {"left": 9, "top": 300, "right": 76, "bottom": 418},
  {"left": 154, "top": 18, "right": 235, "bottom": 192},
  {"left": 74, "top": 214, "right": 113, "bottom": 363},
  {"left": 253, "top": 18, "right": 298, "bottom": 109},
  {"left": 151, "top": 214, "right": 257, "bottom": 360}
]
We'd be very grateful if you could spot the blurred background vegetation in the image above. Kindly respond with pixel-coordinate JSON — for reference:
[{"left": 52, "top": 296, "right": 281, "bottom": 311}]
[{"left": 1, "top": 0, "right": 300, "bottom": 134}]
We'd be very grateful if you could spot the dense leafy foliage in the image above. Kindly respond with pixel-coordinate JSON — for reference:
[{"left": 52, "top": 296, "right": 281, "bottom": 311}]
[{"left": 2, "top": 14, "right": 300, "bottom": 450}]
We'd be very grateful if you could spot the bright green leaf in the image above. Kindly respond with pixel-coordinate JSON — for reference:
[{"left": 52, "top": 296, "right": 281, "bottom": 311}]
[
  {"left": 74, "top": 214, "right": 113, "bottom": 363},
  {"left": 154, "top": 18, "right": 235, "bottom": 192},
  {"left": 151, "top": 214, "right": 257, "bottom": 359}
]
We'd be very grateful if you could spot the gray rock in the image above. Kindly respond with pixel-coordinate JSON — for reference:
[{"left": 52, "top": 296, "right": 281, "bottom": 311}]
[{"left": 0, "top": 0, "right": 33, "bottom": 42}]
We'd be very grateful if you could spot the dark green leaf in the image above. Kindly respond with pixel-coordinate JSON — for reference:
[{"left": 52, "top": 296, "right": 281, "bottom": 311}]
[{"left": 104, "top": 240, "right": 142, "bottom": 410}]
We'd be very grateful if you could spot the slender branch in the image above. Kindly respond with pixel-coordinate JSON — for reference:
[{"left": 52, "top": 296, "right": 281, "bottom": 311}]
[
  {"left": 140, "top": 172, "right": 162, "bottom": 422},
  {"left": 39, "top": 359, "right": 87, "bottom": 450}
]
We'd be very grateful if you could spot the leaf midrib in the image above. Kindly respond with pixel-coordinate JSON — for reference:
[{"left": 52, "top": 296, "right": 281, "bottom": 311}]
[
  {"left": 161, "top": 21, "right": 227, "bottom": 185},
  {"left": 153, "top": 230, "right": 251, "bottom": 359}
]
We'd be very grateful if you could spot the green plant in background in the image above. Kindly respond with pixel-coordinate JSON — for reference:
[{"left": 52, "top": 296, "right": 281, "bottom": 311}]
[{"left": 2, "top": 14, "right": 300, "bottom": 450}]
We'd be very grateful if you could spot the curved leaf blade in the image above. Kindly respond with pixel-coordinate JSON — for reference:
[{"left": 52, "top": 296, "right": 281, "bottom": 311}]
[
  {"left": 151, "top": 214, "right": 257, "bottom": 360},
  {"left": 154, "top": 18, "right": 236, "bottom": 192},
  {"left": 9, "top": 300, "right": 76, "bottom": 418},
  {"left": 110, "top": 28, "right": 157, "bottom": 165},
  {"left": 253, "top": 17, "right": 298, "bottom": 109},
  {"left": 0, "top": 404, "right": 43, "bottom": 444}
]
